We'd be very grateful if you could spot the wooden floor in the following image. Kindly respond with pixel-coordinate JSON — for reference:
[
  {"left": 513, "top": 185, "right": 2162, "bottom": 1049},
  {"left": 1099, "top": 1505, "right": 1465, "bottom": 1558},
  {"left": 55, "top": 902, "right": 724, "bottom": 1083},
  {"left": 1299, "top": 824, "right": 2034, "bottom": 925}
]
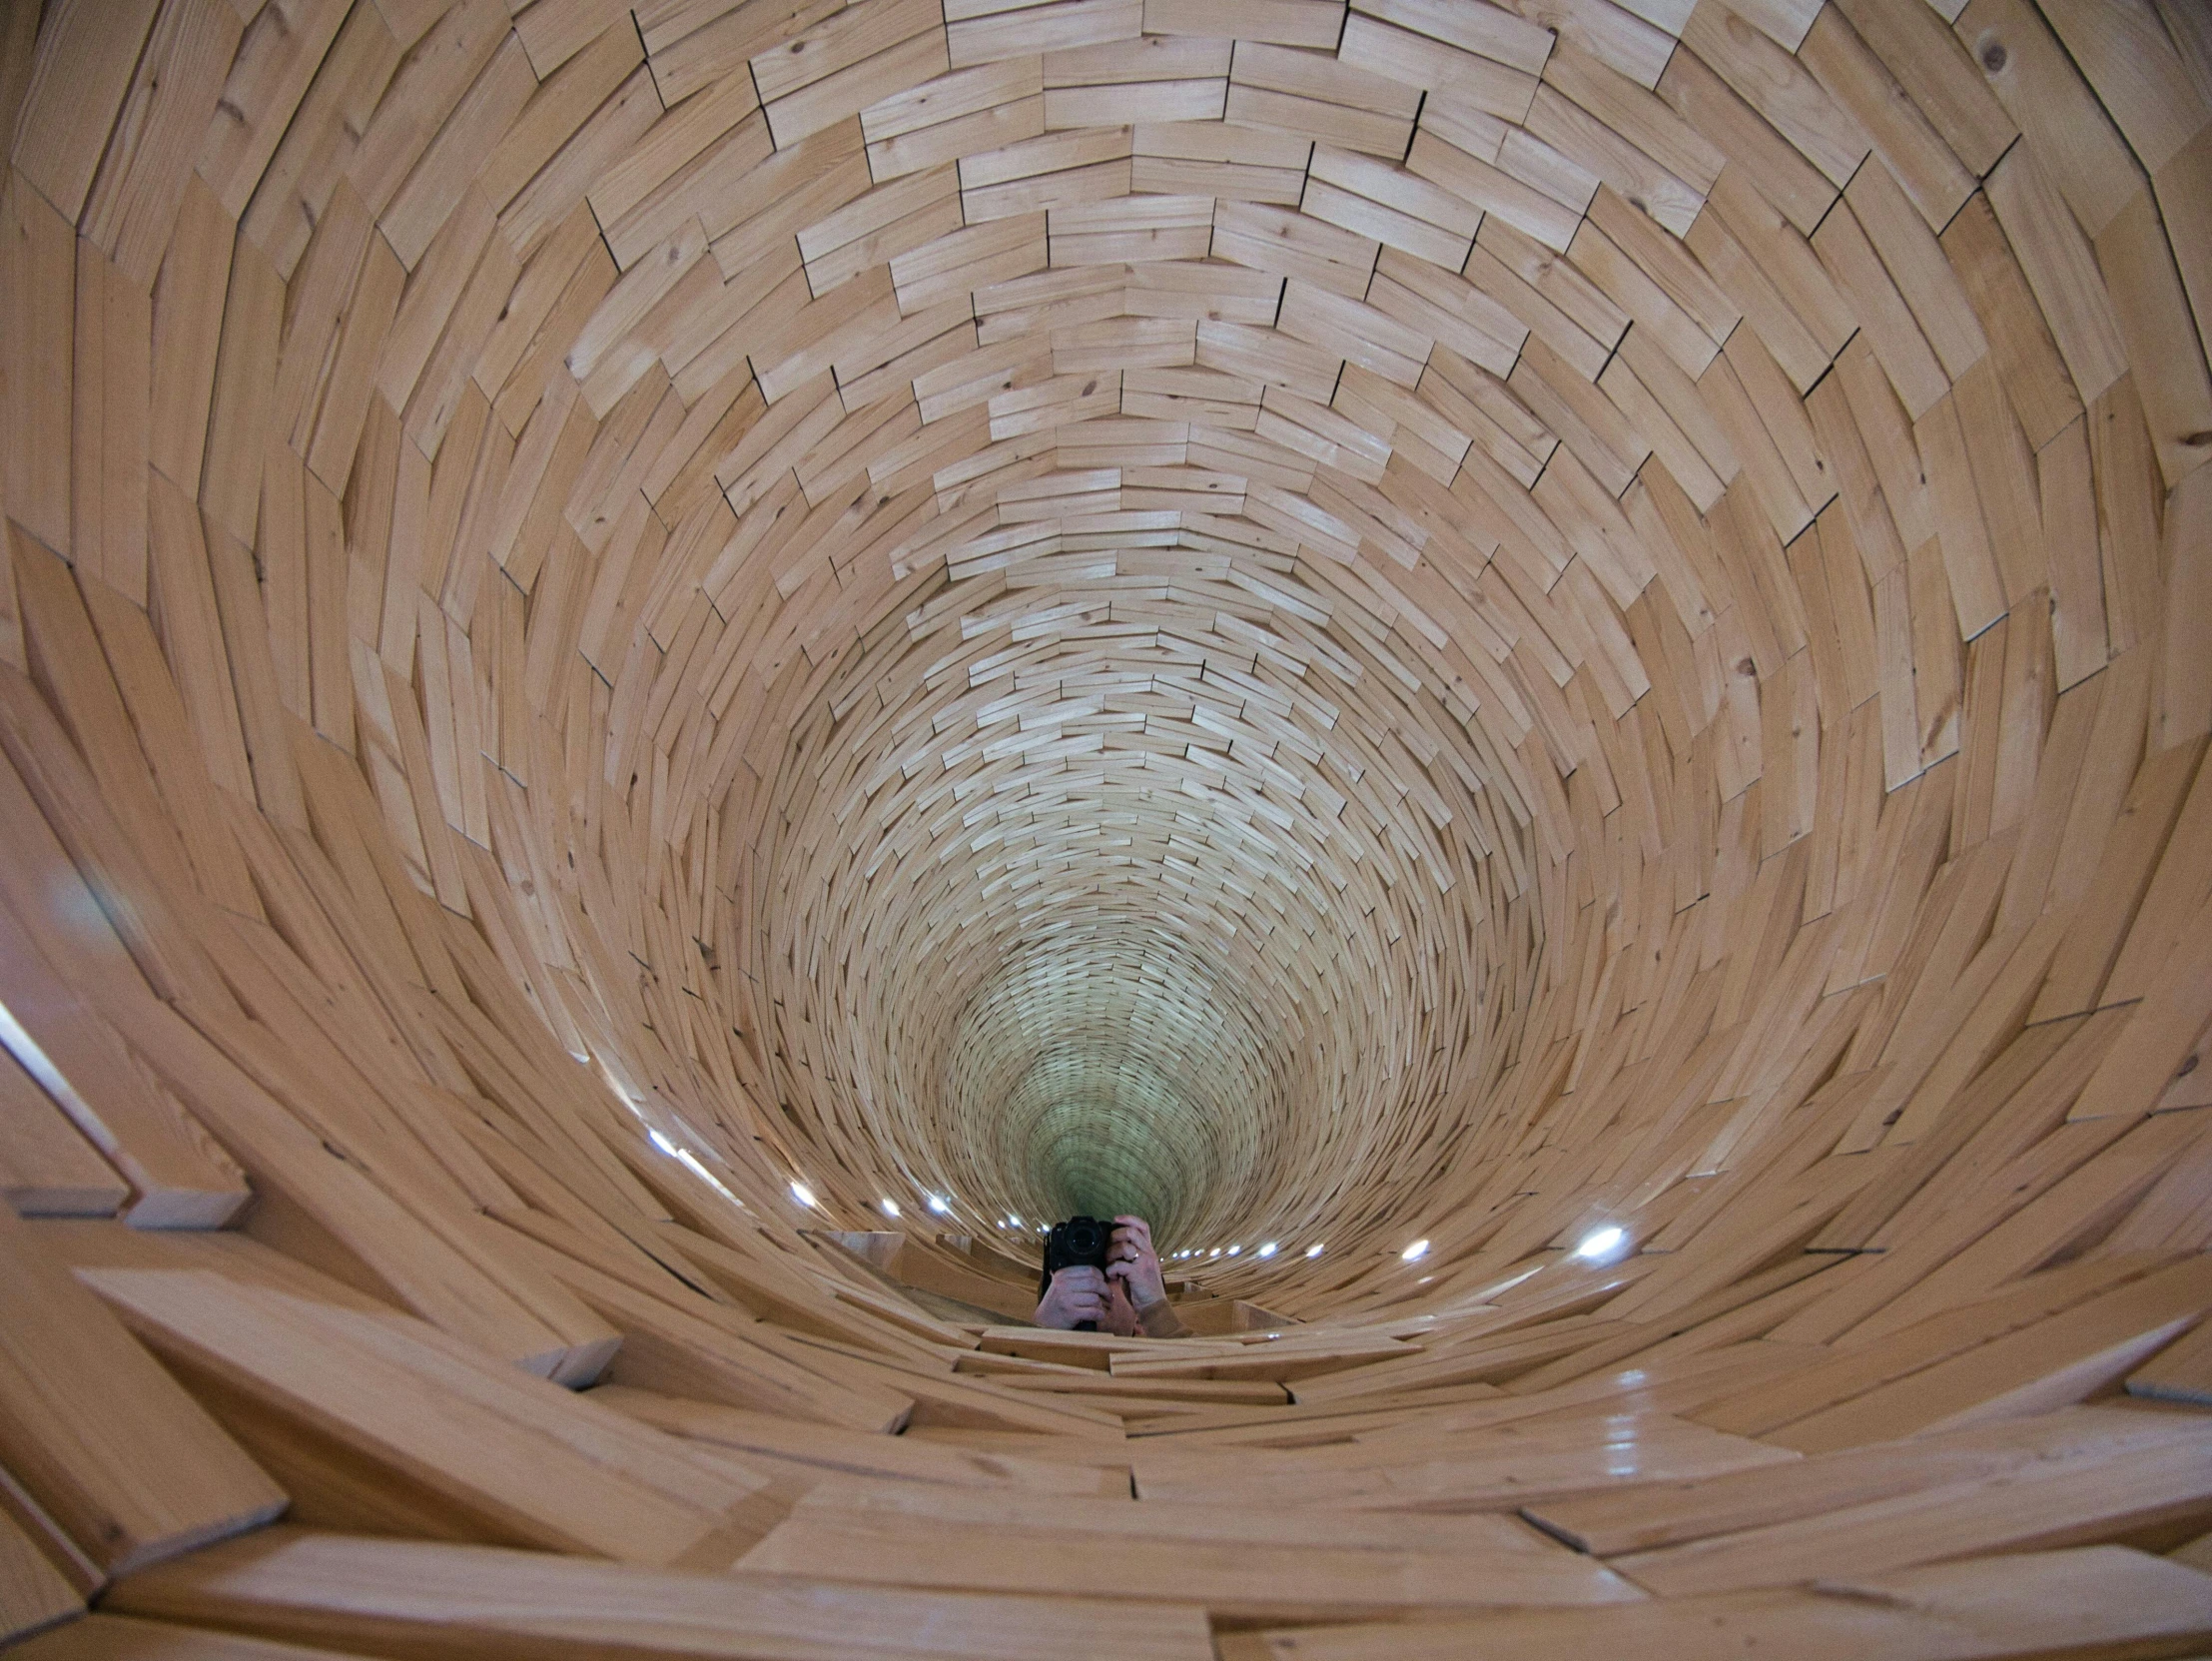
[{"left": 1, "top": 0, "right": 2211, "bottom": 1652}]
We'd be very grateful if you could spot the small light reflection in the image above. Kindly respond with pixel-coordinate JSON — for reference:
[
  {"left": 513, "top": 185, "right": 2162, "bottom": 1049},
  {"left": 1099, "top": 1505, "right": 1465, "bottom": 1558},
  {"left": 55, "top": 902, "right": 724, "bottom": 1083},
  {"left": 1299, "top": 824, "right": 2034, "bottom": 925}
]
[{"left": 1575, "top": 1225, "right": 1628, "bottom": 1262}]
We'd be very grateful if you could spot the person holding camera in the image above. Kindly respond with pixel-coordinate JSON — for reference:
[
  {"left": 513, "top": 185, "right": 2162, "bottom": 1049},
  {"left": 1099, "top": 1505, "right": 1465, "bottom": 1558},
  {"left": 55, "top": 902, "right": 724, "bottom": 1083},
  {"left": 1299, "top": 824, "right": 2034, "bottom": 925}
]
[{"left": 1034, "top": 1215, "right": 1190, "bottom": 1337}]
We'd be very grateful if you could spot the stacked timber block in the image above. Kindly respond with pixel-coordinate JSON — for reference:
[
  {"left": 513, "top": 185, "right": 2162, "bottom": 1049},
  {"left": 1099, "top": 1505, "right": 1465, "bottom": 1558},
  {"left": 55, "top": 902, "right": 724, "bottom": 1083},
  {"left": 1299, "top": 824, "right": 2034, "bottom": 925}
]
[{"left": 2, "top": 0, "right": 2212, "bottom": 1653}]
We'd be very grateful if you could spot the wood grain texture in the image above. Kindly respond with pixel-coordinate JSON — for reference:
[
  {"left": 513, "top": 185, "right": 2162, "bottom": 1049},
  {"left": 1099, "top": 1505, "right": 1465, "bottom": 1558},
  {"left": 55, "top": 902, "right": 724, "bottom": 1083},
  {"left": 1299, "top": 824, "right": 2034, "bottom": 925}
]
[
  {"left": 0, "top": 0, "right": 2205, "bottom": 1648},
  {"left": 0, "top": 1208, "right": 285, "bottom": 1576}
]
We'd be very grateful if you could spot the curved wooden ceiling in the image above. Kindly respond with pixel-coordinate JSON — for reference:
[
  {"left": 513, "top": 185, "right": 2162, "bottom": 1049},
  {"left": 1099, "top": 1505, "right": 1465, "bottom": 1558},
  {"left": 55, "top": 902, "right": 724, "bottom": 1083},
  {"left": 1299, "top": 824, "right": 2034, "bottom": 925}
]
[{"left": 2, "top": 0, "right": 2211, "bottom": 1647}]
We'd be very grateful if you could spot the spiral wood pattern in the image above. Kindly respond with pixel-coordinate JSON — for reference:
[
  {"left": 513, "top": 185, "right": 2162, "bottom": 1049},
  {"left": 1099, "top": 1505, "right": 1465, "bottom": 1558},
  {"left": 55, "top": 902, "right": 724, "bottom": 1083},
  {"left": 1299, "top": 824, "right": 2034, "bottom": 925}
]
[{"left": 1, "top": 0, "right": 2210, "bottom": 1646}]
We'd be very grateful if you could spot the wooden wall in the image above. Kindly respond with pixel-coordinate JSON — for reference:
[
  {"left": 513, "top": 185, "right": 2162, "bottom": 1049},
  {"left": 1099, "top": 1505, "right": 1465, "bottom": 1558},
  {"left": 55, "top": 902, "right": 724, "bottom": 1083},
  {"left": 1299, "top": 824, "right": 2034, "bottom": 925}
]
[{"left": 1, "top": 0, "right": 2211, "bottom": 1652}]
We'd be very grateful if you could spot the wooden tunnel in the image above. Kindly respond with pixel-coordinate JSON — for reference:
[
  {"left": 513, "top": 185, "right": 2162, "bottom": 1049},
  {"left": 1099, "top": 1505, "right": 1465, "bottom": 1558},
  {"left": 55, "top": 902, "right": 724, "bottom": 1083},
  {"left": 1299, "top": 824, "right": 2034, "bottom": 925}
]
[{"left": 0, "top": 0, "right": 2210, "bottom": 1653}]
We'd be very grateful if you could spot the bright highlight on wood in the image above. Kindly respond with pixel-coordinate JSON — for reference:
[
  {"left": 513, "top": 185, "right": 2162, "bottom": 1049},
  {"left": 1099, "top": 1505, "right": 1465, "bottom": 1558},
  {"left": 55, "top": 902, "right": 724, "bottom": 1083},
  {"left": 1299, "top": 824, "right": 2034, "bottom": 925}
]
[
  {"left": 0, "top": 0, "right": 2209, "bottom": 1653},
  {"left": 1577, "top": 1226, "right": 1627, "bottom": 1259}
]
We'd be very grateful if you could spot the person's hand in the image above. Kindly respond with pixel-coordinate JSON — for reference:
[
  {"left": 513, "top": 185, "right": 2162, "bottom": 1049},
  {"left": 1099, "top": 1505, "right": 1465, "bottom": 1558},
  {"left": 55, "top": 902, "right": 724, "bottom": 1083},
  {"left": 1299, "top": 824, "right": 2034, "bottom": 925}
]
[
  {"left": 1103, "top": 1276, "right": 1141, "bottom": 1337},
  {"left": 1106, "top": 1216, "right": 1168, "bottom": 1308},
  {"left": 1035, "top": 1265, "right": 1109, "bottom": 1328}
]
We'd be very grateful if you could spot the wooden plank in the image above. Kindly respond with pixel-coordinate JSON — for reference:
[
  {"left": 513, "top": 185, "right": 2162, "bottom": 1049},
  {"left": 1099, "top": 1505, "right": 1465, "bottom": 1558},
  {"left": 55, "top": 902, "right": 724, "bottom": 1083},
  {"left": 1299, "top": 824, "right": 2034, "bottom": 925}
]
[
  {"left": 504, "top": 1226, "right": 918, "bottom": 1432},
  {"left": 0, "top": 1502, "right": 83, "bottom": 1647},
  {"left": 2034, "top": 0, "right": 2208, "bottom": 176},
  {"left": 1912, "top": 389, "right": 2005, "bottom": 640},
  {"left": 1983, "top": 143, "right": 2129, "bottom": 406},
  {"left": 1657, "top": 38, "right": 1836, "bottom": 235},
  {"left": 1844, "top": 158, "right": 1985, "bottom": 383},
  {"left": 1532, "top": 1402, "right": 2208, "bottom": 1554},
  {"left": 1833, "top": 0, "right": 2013, "bottom": 176},
  {"left": 1217, "top": 1547, "right": 2212, "bottom": 1659},
  {"left": 1690, "top": 168, "right": 1846, "bottom": 394},
  {"left": 1130, "top": 1409, "right": 1799, "bottom": 1513},
  {"left": 0, "top": 868, "right": 250, "bottom": 1227},
  {"left": 69, "top": 246, "right": 151, "bottom": 604},
  {"left": 109, "top": 1525, "right": 1213, "bottom": 1659},
  {"left": 1770, "top": 1252, "right": 2212, "bottom": 1454},
  {"left": 1613, "top": 1429, "right": 2212, "bottom": 1595},
  {"left": 737, "top": 1480, "right": 1646, "bottom": 1621},
  {"left": 81, "top": 1267, "right": 769, "bottom": 1568},
  {"left": 1678, "top": 0, "right": 1868, "bottom": 190},
  {"left": 595, "top": 1385, "right": 1124, "bottom": 1494},
  {"left": 1144, "top": 0, "right": 1343, "bottom": 46},
  {"left": 0, "top": 1210, "right": 285, "bottom": 1576},
  {"left": 0, "top": 1049, "right": 127, "bottom": 1218},
  {"left": 8, "top": 0, "right": 164, "bottom": 220},
  {"left": 3, "top": 173, "right": 77, "bottom": 558},
  {"left": 2130, "top": 1295, "right": 2212, "bottom": 1404},
  {"left": 2098, "top": 183, "right": 2212, "bottom": 492},
  {"left": 2070, "top": 900, "right": 2212, "bottom": 1123},
  {"left": 11, "top": 1613, "right": 371, "bottom": 1660},
  {"left": 1939, "top": 191, "right": 2081, "bottom": 454},
  {"left": 1813, "top": 197, "right": 1945, "bottom": 422},
  {"left": 1712, "top": 1250, "right": 2160, "bottom": 1426},
  {"left": 79, "top": 0, "right": 245, "bottom": 289},
  {"left": 2030, "top": 739, "right": 2205, "bottom": 1021}
]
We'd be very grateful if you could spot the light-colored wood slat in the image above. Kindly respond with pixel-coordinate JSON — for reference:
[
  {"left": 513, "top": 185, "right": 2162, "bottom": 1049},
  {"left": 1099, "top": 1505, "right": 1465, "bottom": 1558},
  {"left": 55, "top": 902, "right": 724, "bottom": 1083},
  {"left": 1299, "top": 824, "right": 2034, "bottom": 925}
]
[
  {"left": 109, "top": 1525, "right": 1214, "bottom": 1659},
  {"left": 1679, "top": 0, "right": 1869, "bottom": 190},
  {"left": 9, "top": 1613, "right": 374, "bottom": 1660},
  {"left": 1131, "top": 1408, "right": 1797, "bottom": 1512},
  {"left": 596, "top": 1385, "right": 1124, "bottom": 1492},
  {"left": 502, "top": 1224, "right": 917, "bottom": 1430},
  {"left": 1983, "top": 143, "right": 2130, "bottom": 408},
  {"left": 2096, "top": 182, "right": 2212, "bottom": 491},
  {"left": 1771, "top": 1249, "right": 2212, "bottom": 1453},
  {"left": 2154, "top": 124, "right": 2212, "bottom": 385},
  {"left": 3, "top": 172, "right": 76, "bottom": 560},
  {"left": 1211, "top": 200, "right": 1379, "bottom": 300},
  {"left": 1939, "top": 191, "right": 2080, "bottom": 452},
  {"left": 1812, "top": 197, "right": 1945, "bottom": 422},
  {"left": 82, "top": 1266, "right": 777, "bottom": 1567},
  {"left": 147, "top": 174, "right": 234, "bottom": 501},
  {"left": 1656, "top": 37, "right": 1837, "bottom": 234},
  {"left": 1843, "top": 157, "right": 1985, "bottom": 382},
  {"left": 1337, "top": 15, "right": 1537, "bottom": 125},
  {"left": 0, "top": 1050, "right": 127, "bottom": 1217},
  {"left": 1832, "top": 0, "right": 2013, "bottom": 176},
  {"left": 2034, "top": 0, "right": 2209, "bottom": 176},
  {"left": 2070, "top": 896, "right": 2212, "bottom": 1123},
  {"left": 1688, "top": 168, "right": 1844, "bottom": 395},
  {"left": 0, "top": 1211, "right": 286, "bottom": 1576},
  {"left": 79, "top": 0, "right": 244, "bottom": 289},
  {"left": 1533, "top": 1402, "right": 2206, "bottom": 1555},
  {"left": 1217, "top": 1548, "right": 2212, "bottom": 1660},
  {"left": 70, "top": 248, "right": 151, "bottom": 605},
  {"left": 1143, "top": 0, "right": 1344, "bottom": 47},
  {"left": 0, "top": 1504, "right": 81, "bottom": 1648},
  {"left": 738, "top": 1479, "right": 1644, "bottom": 1620},
  {"left": 0, "top": 839, "right": 249, "bottom": 1226},
  {"left": 8, "top": 0, "right": 164, "bottom": 221},
  {"left": 1612, "top": 1426, "right": 2212, "bottom": 1595}
]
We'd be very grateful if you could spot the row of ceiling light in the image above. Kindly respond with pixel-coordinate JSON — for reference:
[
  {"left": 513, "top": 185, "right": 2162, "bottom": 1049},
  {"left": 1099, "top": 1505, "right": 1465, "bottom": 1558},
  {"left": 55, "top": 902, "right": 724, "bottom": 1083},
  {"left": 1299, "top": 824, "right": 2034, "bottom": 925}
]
[{"left": 772, "top": 1168, "right": 1633, "bottom": 1272}]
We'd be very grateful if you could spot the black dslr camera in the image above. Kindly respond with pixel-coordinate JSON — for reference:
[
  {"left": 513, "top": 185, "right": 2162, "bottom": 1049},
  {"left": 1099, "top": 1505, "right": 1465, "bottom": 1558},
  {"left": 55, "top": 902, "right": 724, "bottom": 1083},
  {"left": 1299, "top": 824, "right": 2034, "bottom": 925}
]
[{"left": 1041, "top": 1215, "right": 1114, "bottom": 1331}]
